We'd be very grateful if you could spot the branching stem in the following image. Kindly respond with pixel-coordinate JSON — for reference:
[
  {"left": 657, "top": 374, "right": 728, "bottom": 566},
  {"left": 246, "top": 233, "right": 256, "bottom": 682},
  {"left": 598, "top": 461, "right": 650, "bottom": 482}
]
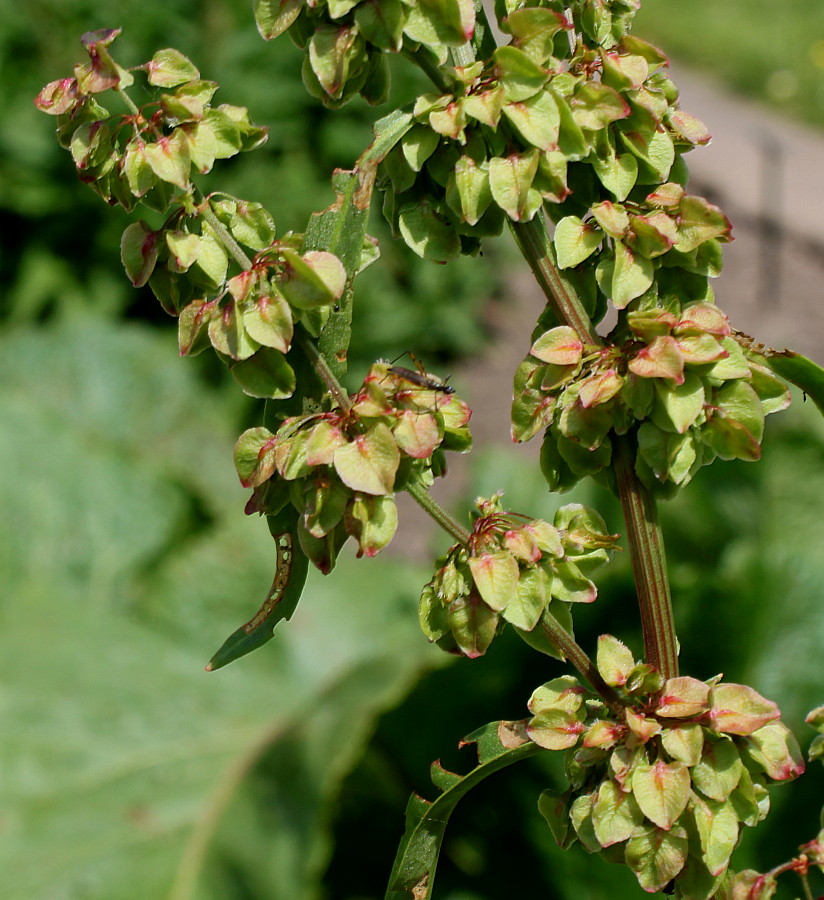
[
  {"left": 401, "top": 47, "right": 451, "bottom": 93},
  {"left": 407, "top": 480, "right": 471, "bottom": 546},
  {"left": 509, "top": 209, "right": 679, "bottom": 680},
  {"left": 537, "top": 610, "right": 624, "bottom": 715},
  {"left": 199, "top": 202, "right": 254, "bottom": 271}
]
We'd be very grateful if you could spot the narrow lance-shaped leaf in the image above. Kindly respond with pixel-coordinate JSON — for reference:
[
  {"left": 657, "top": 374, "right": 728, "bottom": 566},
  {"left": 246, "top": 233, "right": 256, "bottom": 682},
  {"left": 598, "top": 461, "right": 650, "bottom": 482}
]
[
  {"left": 385, "top": 721, "right": 540, "bottom": 900},
  {"left": 207, "top": 507, "right": 310, "bottom": 670}
]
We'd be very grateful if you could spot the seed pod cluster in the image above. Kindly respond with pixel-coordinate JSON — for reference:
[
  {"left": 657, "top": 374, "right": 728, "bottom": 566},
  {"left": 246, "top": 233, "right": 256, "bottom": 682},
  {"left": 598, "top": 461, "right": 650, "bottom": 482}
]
[
  {"left": 35, "top": 30, "right": 349, "bottom": 401},
  {"left": 419, "top": 494, "right": 618, "bottom": 657},
  {"left": 254, "top": 0, "right": 476, "bottom": 108},
  {"left": 512, "top": 298, "right": 791, "bottom": 496},
  {"left": 533, "top": 636, "right": 806, "bottom": 897},
  {"left": 234, "top": 361, "right": 472, "bottom": 569},
  {"left": 378, "top": 12, "right": 713, "bottom": 264}
]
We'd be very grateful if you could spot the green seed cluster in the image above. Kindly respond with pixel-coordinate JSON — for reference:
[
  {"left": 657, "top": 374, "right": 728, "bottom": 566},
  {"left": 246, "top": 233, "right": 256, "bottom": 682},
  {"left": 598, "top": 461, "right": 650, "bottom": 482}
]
[
  {"left": 254, "top": 0, "right": 477, "bottom": 108},
  {"left": 234, "top": 362, "right": 472, "bottom": 570},
  {"left": 35, "top": 29, "right": 347, "bottom": 401},
  {"left": 531, "top": 636, "right": 806, "bottom": 897},
  {"left": 419, "top": 494, "right": 616, "bottom": 657},
  {"left": 513, "top": 300, "right": 791, "bottom": 497},
  {"left": 35, "top": 31, "right": 267, "bottom": 215},
  {"left": 377, "top": 9, "right": 712, "bottom": 263}
]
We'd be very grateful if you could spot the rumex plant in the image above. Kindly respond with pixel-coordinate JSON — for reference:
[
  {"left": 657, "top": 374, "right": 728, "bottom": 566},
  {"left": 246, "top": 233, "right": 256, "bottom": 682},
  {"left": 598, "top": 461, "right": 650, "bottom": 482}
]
[{"left": 36, "top": 4, "right": 824, "bottom": 898}]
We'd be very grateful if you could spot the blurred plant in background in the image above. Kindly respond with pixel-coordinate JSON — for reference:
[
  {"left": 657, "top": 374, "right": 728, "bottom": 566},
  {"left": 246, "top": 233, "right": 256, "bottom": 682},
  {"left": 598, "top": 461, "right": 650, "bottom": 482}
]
[{"left": 636, "top": 0, "right": 824, "bottom": 127}]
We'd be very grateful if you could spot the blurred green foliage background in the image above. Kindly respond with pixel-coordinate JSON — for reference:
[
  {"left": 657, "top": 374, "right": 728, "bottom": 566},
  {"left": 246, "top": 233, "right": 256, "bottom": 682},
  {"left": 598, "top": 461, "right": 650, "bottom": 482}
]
[{"left": 2, "top": 1, "right": 823, "bottom": 898}]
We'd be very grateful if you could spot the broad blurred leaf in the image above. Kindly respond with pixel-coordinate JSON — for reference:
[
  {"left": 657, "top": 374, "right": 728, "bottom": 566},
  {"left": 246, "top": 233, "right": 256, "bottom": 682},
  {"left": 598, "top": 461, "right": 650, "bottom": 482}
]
[{"left": 0, "top": 317, "right": 441, "bottom": 900}]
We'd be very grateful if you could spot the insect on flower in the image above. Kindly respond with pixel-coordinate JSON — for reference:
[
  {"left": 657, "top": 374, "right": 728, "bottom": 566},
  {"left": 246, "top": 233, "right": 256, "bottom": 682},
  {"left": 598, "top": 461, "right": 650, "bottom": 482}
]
[{"left": 387, "top": 353, "right": 455, "bottom": 394}]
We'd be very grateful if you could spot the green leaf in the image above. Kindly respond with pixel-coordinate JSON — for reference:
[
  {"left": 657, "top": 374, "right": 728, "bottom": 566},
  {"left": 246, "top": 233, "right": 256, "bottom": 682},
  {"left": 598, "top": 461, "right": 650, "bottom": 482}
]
[
  {"left": 448, "top": 156, "right": 493, "bottom": 225},
  {"left": 494, "top": 45, "right": 548, "bottom": 102},
  {"left": 146, "top": 48, "right": 200, "bottom": 87},
  {"left": 191, "top": 226, "right": 229, "bottom": 288},
  {"left": 123, "top": 140, "right": 157, "bottom": 197},
  {"left": 625, "top": 824, "right": 689, "bottom": 893},
  {"left": 208, "top": 508, "right": 309, "bottom": 669},
  {"left": 739, "top": 721, "right": 806, "bottom": 781},
  {"left": 398, "top": 200, "right": 461, "bottom": 262},
  {"left": 402, "top": 0, "right": 475, "bottom": 48},
  {"left": 502, "top": 564, "right": 549, "bottom": 630},
  {"left": 279, "top": 248, "right": 345, "bottom": 309},
  {"left": 661, "top": 723, "right": 705, "bottom": 766},
  {"left": 527, "top": 708, "right": 585, "bottom": 750},
  {"left": 334, "top": 422, "right": 400, "bottom": 494},
  {"left": 208, "top": 302, "right": 257, "bottom": 360},
  {"left": 401, "top": 124, "right": 440, "bottom": 172},
  {"left": 596, "top": 634, "right": 636, "bottom": 686},
  {"left": 230, "top": 347, "right": 296, "bottom": 399},
  {"left": 652, "top": 373, "right": 706, "bottom": 434},
  {"left": 570, "top": 81, "right": 630, "bottom": 130},
  {"left": 467, "top": 551, "right": 520, "bottom": 612},
  {"left": 308, "top": 25, "right": 362, "bottom": 100},
  {"left": 691, "top": 737, "right": 743, "bottom": 801},
  {"left": 593, "top": 779, "right": 644, "bottom": 846},
  {"left": 538, "top": 789, "right": 574, "bottom": 848},
  {"left": 142, "top": 130, "right": 191, "bottom": 190},
  {"left": 709, "top": 683, "right": 779, "bottom": 735},
  {"left": 554, "top": 216, "right": 603, "bottom": 269},
  {"left": 165, "top": 229, "right": 200, "bottom": 272},
  {"left": 489, "top": 151, "right": 542, "bottom": 221},
  {"left": 355, "top": 0, "right": 406, "bottom": 51},
  {"left": 632, "top": 758, "right": 691, "bottom": 829},
  {"left": 234, "top": 425, "right": 277, "bottom": 488},
  {"left": 591, "top": 151, "right": 638, "bottom": 201},
  {"left": 385, "top": 721, "right": 539, "bottom": 900},
  {"left": 120, "top": 221, "right": 159, "bottom": 288},
  {"left": 675, "top": 195, "right": 732, "bottom": 253},
  {"left": 691, "top": 794, "right": 739, "bottom": 877},
  {"left": 254, "top": 0, "right": 304, "bottom": 35},
  {"left": 762, "top": 349, "right": 824, "bottom": 417},
  {"left": 703, "top": 381, "right": 764, "bottom": 461},
  {"left": 502, "top": 90, "right": 561, "bottom": 151},
  {"left": 184, "top": 108, "right": 243, "bottom": 172},
  {"left": 347, "top": 493, "right": 398, "bottom": 557},
  {"left": 611, "top": 240, "right": 655, "bottom": 309},
  {"left": 242, "top": 291, "right": 294, "bottom": 353},
  {"left": 447, "top": 592, "right": 499, "bottom": 658},
  {"left": 658, "top": 676, "right": 711, "bottom": 718}
]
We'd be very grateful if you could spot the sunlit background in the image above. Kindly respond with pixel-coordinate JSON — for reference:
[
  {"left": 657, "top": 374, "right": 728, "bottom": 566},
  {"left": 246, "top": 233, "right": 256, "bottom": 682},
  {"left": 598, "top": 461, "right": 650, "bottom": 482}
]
[{"left": 2, "top": 1, "right": 823, "bottom": 897}]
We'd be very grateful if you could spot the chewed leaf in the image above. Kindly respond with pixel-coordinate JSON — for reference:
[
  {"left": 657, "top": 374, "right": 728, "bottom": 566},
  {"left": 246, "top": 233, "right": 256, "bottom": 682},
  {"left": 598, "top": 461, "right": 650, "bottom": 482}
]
[
  {"left": 207, "top": 508, "right": 309, "bottom": 670},
  {"left": 385, "top": 721, "right": 539, "bottom": 899},
  {"left": 763, "top": 349, "right": 824, "bottom": 417}
]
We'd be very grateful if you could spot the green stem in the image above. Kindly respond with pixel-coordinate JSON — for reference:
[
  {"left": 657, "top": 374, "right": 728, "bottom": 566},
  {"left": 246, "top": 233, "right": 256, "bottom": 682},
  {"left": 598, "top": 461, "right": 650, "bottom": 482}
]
[
  {"left": 510, "top": 215, "right": 601, "bottom": 345},
  {"left": 451, "top": 41, "right": 476, "bottom": 67},
  {"left": 407, "top": 480, "right": 471, "bottom": 546},
  {"left": 798, "top": 871, "right": 815, "bottom": 900},
  {"left": 199, "top": 202, "right": 254, "bottom": 271},
  {"left": 295, "top": 329, "right": 351, "bottom": 411},
  {"left": 537, "top": 610, "right": 624, "bottom": 714},
  {"left": 401, "top": 46, "right": 451, "bottom": 93},
  {"left": 199, "top": 198, "right": 353, "bottom": 411},
  {"left": 614, "top": 436, "right": 679, "bottom": 679},
  {"left": 509, "top": 207, "right": 679, "bottom": 680},
  {"left": 201, "top": 187, "right": 473, "bottom": 547}
]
